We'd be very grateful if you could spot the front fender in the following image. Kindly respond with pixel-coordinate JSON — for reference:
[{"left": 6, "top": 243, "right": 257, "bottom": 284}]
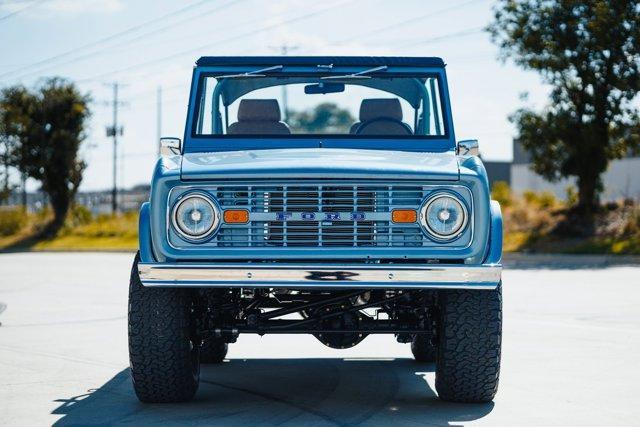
[
  {"left": 484, "top": 200, "right": 503, "bottom": 264},
  {"left": 138, "top": 202, "right": 155, "bottom": 263}
]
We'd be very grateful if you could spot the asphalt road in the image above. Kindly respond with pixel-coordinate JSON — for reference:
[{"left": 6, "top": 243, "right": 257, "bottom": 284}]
[{"left": 0, "top": 253, "right": 638, "bottom": 426}]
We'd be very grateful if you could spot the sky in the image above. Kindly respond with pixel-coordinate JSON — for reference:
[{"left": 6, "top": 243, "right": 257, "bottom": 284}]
[{"left": 0, "top": 0, "right": 550, "bottom": 192}]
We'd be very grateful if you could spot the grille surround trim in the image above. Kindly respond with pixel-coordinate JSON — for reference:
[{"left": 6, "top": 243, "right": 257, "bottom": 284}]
[{"left": 166, "top": 181, "right": 474, "bottom": 251}]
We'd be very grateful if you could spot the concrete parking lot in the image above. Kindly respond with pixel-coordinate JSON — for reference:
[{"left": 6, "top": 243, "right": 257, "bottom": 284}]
[{"left": 0, "top": 252, "right": 638, "bottom": 426}]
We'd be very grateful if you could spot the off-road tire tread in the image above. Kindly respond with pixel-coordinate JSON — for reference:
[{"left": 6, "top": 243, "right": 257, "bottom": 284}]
[
  {"left": 435, "top": 285, "right": 502, "bottom": 403},
  {"left": 128, "top": 252, "right": 200, "bottom": 403}
]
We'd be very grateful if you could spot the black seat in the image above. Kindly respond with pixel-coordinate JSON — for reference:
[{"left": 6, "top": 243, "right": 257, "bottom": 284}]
[
  {"left": 227, "top": 99, "right": 290, "bottom": 135},
  {"left": 349, "top": 98, "right": 412, "bottom": 135}
]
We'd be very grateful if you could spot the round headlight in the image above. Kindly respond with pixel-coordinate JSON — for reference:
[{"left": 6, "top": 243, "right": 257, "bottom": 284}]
[
  {"left": 419, "top": 193, "right": 468, "bottom": 241},
  {"left": 172, "top": 193, "right": 220, "bottom": 240}
]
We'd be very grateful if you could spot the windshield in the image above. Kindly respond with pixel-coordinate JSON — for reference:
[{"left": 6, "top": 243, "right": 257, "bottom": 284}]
[{"left": 193, "top": 72, "right": 447, "bottom": 138}]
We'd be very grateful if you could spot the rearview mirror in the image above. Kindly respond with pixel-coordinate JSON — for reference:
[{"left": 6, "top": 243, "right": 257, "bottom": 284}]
[
  {"left": 160, "top": 137, "right": 181, "bottom": 156},
  {"left": 304, "top": 82, "right": 345, "bottom": 95}
]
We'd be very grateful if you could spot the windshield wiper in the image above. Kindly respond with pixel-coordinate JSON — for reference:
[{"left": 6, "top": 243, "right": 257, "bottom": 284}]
[
  {"left": 217, "top": 65, "right": 284, "bottom": 79},
  {"left": 321, "top": 65, "right": 388, "bottom": 80}
]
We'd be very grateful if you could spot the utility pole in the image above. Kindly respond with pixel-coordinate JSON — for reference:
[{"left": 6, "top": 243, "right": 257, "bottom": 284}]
[
  {"left": 106, "top": 82, "right": 124, "bottom": 214},
  {"left": 111, "top": 82, "right": 118, "bottom": 214},
  {"left": 156, "top": 86, "right": 162, "bottom": 157},
  {"left": 270, "top": 44, "right": 298, "bottom": 120}
]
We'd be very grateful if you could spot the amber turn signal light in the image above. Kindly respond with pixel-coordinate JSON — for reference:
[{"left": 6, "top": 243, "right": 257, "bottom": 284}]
[
  {"left": 224, "top": 209, "right": 249, "bottom": 224},
  {"left": 392, "top": 209, "right": 417, "bottom": 223}
]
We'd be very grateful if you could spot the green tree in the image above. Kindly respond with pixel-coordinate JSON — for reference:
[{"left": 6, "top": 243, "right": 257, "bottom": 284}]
[
  {"left": 0, "top": 78, "right": 91, "bottom": 233},
  {"left": 288, "top": 102, "right": 355, "bottom": 134},
  {"left": 0, "top": 112, "right": 11, "bottom": 203},
  {"left": 0, "top": 87, "right": 29, "bottom": 205},
  {"left": 489, "top": 0, "right": 640, "bottom": 218}
]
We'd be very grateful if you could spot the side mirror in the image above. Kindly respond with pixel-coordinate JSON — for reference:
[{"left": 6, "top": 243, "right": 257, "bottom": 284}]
[
  {"left": 160, "top": 137, "right": 181, "bottom": 156},
  {"left": 457, "top": 139, "right": 479, "bottom": 156}
]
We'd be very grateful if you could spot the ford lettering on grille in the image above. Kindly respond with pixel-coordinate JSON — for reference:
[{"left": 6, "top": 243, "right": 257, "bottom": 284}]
[{"left": 270, "top": 212, "right": 374, "bottom": 221}]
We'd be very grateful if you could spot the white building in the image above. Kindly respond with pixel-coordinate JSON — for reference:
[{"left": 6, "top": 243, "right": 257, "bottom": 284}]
[{"left": 510, "top": 142, "right": 640, "bottom": 201}]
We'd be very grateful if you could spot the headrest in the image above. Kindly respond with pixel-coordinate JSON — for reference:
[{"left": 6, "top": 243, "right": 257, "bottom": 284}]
[
  {"left": 237, "top": 99, "right": 281, "bottom": 121},
  {"left": 359, "top": 98, "right": 403, "bottom": 122}
]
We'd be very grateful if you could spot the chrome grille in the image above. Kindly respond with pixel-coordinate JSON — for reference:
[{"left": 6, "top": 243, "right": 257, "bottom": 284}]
[{"left": 211, "top": 183, "right": 427, "bottom": 248}]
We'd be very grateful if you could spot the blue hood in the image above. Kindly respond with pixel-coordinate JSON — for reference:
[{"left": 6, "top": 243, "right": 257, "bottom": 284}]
[{"left": 180, "top": 148, "right": 459, "bottom": 181}]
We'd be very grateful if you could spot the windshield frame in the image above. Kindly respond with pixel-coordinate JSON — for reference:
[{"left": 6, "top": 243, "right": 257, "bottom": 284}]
[{"left": 183, "top": 65, "right": 456, "bottom": 154}]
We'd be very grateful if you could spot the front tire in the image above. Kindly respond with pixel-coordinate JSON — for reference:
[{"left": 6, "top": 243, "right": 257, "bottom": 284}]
[
  {"left": 435, "top": 284, "right": 502, "bottom": 403},
  {"left": 128, "top": 253, "right": 200, "bottom": 403}
]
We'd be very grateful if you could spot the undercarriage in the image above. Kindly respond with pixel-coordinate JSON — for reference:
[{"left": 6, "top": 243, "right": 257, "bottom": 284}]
[{"left": 196, "top": 288, "right": 438, "bottom": 349}]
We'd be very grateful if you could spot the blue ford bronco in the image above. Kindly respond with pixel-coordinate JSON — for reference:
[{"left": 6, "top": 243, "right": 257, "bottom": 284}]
[{"left": 129, "top": 56, "right": 503, "bottom": 404}]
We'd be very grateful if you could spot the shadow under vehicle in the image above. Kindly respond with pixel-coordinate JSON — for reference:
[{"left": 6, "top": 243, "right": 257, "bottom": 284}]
[{"left": 52, "top": 359, "right": 494, "bottom": 426}]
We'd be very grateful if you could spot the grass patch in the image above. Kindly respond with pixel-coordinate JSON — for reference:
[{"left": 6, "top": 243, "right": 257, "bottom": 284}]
[
  {"left": 0, "top": 207, "right": 138, "bottom": 252},
  {"left": 566, "top": 235, "right": 640, "bottom": 255},
  {"left": 493, "top": 181, "right": 640, "bottom": 254},
  {"left": 31, "top": 234, "right": 138, "bottom": 251}
]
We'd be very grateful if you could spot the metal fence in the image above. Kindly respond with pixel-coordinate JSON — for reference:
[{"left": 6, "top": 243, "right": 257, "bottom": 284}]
[{"left": 1, "top": 185, "right": 150, "bottom": 215}]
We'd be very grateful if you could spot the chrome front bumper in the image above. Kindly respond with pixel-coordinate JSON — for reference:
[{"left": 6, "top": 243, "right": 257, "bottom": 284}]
[{"left": 138, "top": 262, "right": 502, "bottom": 289}]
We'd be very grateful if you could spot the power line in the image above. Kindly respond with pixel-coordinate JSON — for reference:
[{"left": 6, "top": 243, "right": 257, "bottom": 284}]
[
  {"left": 392, "top": 27, "right": 485, "bottom": 49},
  {"left": 118, "top": 0, "right": 378, "bottom": 59},
  {"left": 348, "top": 27, "right": 485, "bottom": 50},
  {"left": 126, "top": 81, "right": 186, "bottom": 101},
  {"left": 335, "top": 0, "right": 487, "bottom": 45},
  {"left": 109, "top": 7, "right": 291, "bottom": 57},
  {"left": 0, "top": 0, "right": 213, "bottom": 79},
  {"left": 119, "top": 44, "right": 256, "bottom": 86},
  {"left": 0, "top": 0, "right": 49, "bottom": 23},
  {"left": 78, "top": 0, "right": 358, "bottom": 83},
  {"left": 90, "top": 0, "right": 246, "bottom": 57},
  {"left": 4, "top": 0, "right": 248, "bottom": 82}
]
